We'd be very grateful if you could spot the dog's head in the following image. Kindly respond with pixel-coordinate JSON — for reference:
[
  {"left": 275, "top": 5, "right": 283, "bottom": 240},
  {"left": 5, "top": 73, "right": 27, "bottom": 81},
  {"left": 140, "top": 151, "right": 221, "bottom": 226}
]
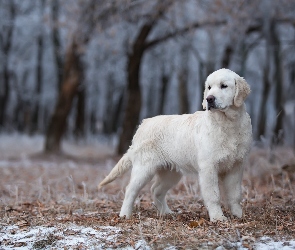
[{"left": 202, "top": 68, "right": 250, "bottom": 111}]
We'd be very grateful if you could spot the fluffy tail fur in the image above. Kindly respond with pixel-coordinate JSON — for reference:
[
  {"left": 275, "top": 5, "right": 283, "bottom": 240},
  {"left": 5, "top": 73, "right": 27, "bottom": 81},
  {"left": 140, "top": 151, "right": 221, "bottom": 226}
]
[{"left": 98, "top": 154, "right": 132, "bottom": 188}]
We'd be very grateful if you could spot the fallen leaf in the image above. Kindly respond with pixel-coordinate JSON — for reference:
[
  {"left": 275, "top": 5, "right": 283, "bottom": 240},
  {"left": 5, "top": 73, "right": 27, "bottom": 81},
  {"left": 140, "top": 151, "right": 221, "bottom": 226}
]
[{"left": 188, "top": 218, "right": 205, "bottom": 228}]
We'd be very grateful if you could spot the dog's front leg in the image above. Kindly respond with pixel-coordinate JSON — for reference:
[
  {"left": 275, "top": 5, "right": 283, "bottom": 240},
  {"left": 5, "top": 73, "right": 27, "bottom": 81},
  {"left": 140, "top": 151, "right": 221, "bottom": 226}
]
[
  {"left": 199, "top": 168, "right": 226, "bottom": 222},
  {"left": 222, "top": 163, "right": 243, "bottom": 218}
]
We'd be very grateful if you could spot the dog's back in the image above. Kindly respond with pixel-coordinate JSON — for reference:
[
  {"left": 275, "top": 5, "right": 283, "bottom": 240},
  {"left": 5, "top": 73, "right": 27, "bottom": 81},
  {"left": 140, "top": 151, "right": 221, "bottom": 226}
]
[{"left": 128, "top": 112, "right": 204, "bottom": 173}]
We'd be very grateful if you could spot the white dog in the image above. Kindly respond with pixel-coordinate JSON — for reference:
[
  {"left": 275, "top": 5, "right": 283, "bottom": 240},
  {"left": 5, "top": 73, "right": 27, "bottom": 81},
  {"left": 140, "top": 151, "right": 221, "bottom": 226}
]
[{"left": 99, "top": 68, "right": 252, "bottom": 222}]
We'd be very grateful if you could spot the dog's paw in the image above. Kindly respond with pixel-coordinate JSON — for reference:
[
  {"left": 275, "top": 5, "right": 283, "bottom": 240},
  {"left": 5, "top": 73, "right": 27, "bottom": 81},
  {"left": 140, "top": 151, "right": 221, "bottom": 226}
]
[
  {"left": 210, "top": 214, "right": 228, "bottom": 222},
  {"left": 231, "top": 204, "right": 243, "bottom": 218},
  {"left": 162, "top": 208, "right": 173, "bottom": 215},
  {"left": 119, "top": 211, "right": 132, "bottom": 219}
]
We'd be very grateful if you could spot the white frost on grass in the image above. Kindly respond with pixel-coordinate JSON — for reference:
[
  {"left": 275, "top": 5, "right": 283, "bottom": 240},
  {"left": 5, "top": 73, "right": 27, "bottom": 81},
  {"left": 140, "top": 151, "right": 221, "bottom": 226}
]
[
  {"left": 0, "top": 133, "right": 114, "bottom": 160},
  {"left": 0, "top": 224, "right": 122, "bottom": 249},
  {"left": 0, "top": 133, "right": 44, "bottom": 159},
  {"left": 254, "top": 237, "right": 295, "bottom": 250},
  {"left": 2, "top": 224, "right": 295, "bottom": 250},
  {"left": 0, "top": 224, "right": 160, "bottom": 250},
  {"left": 122, "top": 240, "right": 152, "bottom": 250}
]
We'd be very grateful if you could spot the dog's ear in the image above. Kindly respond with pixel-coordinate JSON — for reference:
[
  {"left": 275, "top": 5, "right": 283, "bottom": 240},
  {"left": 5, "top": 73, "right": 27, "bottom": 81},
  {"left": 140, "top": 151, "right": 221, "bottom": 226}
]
[
  {"left": 234, "top": 76, "right": 251, "bottom": 107},
  {"left": 202, "top": 84, "right": 209, "bottom": 110}
]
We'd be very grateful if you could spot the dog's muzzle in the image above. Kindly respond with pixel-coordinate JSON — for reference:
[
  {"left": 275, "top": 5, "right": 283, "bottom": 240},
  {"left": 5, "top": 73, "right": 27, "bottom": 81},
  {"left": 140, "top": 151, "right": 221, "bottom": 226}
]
[{"left": 206, "top": 95, "right": 216, "bottom": 110}]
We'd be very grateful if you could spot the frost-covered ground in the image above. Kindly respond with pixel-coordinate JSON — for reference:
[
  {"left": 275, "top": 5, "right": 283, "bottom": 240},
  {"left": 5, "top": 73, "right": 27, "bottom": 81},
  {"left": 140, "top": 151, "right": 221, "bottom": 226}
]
[
  {"left": 0, "top": 224, "right": 121, "bottom": 249},
  {"left": 0, "top": 224, "right": 154, "bottom": 250},
  {"left": 1, "top": 223, "right": 295, "bottom": 249},
  {"left": 0, "top": 133, "right": 294, "bottom": 249},
  {"left": 0, "top": 133, "right": 115, "bottom": 160}
]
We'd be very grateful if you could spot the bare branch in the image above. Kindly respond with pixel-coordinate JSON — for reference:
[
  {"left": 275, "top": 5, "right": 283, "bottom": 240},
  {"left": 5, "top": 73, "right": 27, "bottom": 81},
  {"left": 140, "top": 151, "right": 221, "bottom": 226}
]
[
  {"left": 144, "top": 20, "right": 226, "bottom": 50},
  {"left": 245, "top": 22, "right": 263, "bottom": 34},
  {"left": 275, "top": 17, "right": 295, "bottom": 27}
]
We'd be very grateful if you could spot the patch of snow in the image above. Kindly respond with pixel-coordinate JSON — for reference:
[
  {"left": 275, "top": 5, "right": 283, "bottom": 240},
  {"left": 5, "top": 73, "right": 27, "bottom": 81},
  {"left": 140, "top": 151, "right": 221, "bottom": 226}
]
[
  {"left": 215, "top": 242, "right": 248, "bottom": 250},
  {"left": 254, "top": 237, "right": 295, "bottom": 250},
  {"left": 123, "top": 240, "right": 151, "bottom": 250},
  {"left": 0, "top": 224, "right": 155, "bottom": 250},
  {"left": 134, "top": 240, "right": 151, "bottom": 250},
  {"left": 0, "top": 224, "right": 121, "bottom": 249},
  {"left": 0, "top": 225, "right": 56, "bottom": 250},
  {"left": 1, "top": 224, "right": 295, "bottom": 249},
  {"left": 163, "top": 245, "right": 178, "bottom": 250}
]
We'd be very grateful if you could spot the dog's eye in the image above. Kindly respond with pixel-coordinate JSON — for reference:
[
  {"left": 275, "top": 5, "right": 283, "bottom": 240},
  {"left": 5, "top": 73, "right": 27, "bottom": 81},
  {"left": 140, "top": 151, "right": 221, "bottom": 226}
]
[
  {"left": 208, "top": 86, "right": 211, "bottom": 90},
  {"left": 221, "top": 84, "right": 228, "bottom": 89}
]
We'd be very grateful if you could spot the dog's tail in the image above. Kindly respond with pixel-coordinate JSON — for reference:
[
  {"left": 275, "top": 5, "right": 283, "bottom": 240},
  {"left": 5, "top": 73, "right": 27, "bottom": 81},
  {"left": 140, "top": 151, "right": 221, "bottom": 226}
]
[{"left": 98, "top": 154, "right": 132, "bottom": 188}]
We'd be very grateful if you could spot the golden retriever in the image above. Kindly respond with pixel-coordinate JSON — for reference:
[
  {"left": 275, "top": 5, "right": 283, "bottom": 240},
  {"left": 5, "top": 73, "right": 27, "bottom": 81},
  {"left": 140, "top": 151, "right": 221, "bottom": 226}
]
[{"left": 99, "top": 68, "right": 252, "bottom": 222}]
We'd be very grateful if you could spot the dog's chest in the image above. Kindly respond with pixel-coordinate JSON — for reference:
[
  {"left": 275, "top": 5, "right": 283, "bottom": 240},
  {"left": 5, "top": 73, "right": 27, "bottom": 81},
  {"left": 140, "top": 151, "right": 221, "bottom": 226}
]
[
  {"left": 218, "top": 129, "right": 248, "bottom": 159},
  {"left": 197, "top": 120, "right": 251, "bottom": 168}
]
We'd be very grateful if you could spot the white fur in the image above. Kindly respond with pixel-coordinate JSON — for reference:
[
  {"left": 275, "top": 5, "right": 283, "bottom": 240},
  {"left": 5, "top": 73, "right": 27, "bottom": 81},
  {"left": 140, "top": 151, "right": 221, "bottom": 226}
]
[{"left": 99, "top": 68, "right": 252, "bottom": 222}]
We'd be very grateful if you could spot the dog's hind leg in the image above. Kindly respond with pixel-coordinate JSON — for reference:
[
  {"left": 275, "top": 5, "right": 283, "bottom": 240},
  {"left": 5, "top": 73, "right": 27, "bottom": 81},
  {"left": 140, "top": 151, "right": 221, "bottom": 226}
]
[
  {"left": 120, "top": 165, "right": 155, "bottom": 218},
  {"left": 151, "top": 169, "right": 182, "bottom": 215}
]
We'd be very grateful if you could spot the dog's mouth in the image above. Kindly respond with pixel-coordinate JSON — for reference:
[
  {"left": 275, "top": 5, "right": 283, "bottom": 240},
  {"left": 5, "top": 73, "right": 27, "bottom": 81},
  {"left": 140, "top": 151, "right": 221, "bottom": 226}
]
[
  {"left": 207, "top": 104, "right": 227, "bottom": 111},
  {"left": 207, "top": 105, "right": 215, "bottom": 111}
]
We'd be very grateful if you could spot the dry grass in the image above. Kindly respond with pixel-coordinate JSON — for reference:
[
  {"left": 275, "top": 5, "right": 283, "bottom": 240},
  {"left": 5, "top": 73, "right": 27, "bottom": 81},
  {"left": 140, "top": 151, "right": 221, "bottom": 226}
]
[{"left": 0, "top": 146, "right": 295, "bottom": 249}]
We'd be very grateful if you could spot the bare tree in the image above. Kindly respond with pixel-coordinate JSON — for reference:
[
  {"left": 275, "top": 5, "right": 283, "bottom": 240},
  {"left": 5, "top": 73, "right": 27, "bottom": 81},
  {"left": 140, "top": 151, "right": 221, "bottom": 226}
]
[
  {"left": 0, "top": 0, "right": 294, "bottom": 149},
  {"left": 117, "top": 22, "right": 155, "bottom": 154},
  {"left": 158, "top": 65, "right": 170, "bottom": 115},
  {"left": 178, "top": 47, "right": 189, "bottom": 114},
  {"left": 117, "top": 4, "right": 226, "bottom": 153},
  {"left": 221, "top": 45, "right": 234, "bottom": 69},
  {"left": 45, "top": 40, "right": 83, "bottom": 152},
  {"left": 270, "top": 20, "right": 284, "bottom": 144},
  {"left": 257, "top": 64, "right": 271, "bottom": 139},
  {"left": 74, "top": 84, "right": 86, "bottom": 137},
  {"left": 45, "top": 0, "right": 118, "bottom": 152},
  {"left": 102, "top": 73, "right": 122, "bottom": 135},
  {"left": 51, "top": 0, "right": 63, "bottom": 91},
  {"left": 31, "top": 0, "right": 45, "bottom": 133},
  {"left": 0, "top": 1, "right": 16, "bottom": 128}
]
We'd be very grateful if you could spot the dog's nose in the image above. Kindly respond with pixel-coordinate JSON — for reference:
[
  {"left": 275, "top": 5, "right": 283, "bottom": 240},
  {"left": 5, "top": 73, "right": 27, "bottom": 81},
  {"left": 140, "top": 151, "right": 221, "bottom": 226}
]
[{"left": 206, "top": 95, "right": 215, "bottom": 103}]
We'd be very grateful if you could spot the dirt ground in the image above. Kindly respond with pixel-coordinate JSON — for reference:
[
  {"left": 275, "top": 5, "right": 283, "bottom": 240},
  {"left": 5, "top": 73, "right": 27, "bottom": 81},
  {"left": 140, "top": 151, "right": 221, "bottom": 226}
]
[{"left": 0, "top": 136, "right": 295, "bottom": 249}]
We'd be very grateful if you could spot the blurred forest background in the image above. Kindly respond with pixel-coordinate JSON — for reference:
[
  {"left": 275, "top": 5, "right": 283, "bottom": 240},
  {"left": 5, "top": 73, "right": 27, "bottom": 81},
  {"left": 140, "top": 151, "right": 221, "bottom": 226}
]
[{"left": 1, "top": 0, "right": 295, "bottom": 155}]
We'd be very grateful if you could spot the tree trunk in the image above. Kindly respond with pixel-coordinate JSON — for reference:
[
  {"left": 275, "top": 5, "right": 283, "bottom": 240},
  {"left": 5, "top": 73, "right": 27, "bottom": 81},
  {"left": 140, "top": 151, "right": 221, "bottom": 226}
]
[
  {"left": 117, "top": 23, "right": 154, "bottom": 154},
  {"left": 270, "top": 21, "right": 284, "bottom": 144},
  {"left": 90, "top": 111, "right": 96, "bottom": 134},
  {"left": 45, "top": 41, "right": 82, "bottom": 153},
  {"left": 158, "top": 67, "right": 169, "bottom": 114},
  {"left": 31, "top": 0, "right": 45, "bottom": 134},
  {"left": 255, "top": 21, "right": 274, "bottom": 141},
  {"left": 74, "top": 84, "right": 85, "bottom": 138},
  {"left": 103, "top": 76, "right": 123, "bottom": 134},
  {"left": 289, "top": 62, "right": 295, "bottom": 148},
  {"left": 103, "top": 74, "right": 115, "bottom": 134},
  {"left": 178, "top": 68, "right": 189, "bottom": 114},
  {"left": 0, "top": 66, "right": 10, "bottom": 128},
  {"left": 197, "top": 62, "right": 205, "bottom": 111},
  {"left": 178, "top": 48, "right": 189, "bottom": 114},
  {"left": 221, "top": 45, "right": 233, "bottom": 68},
  {"left": 0, "top": 1, "right": 16, "bottom": 128},
  {"left": 146, "top": 81, "right": 156, "bottom": 118},
  {"left": 257, "top": 66, "right": 271, "bottom": 139},
  {"left": 13, "top": 71, "right": 29, "bottom": 132},
  {"left": 198, "top": 62, "right": 214, "bottom": 111},
  {"left": 113, "top": 89, "right": 124, "bottom": 133},
  {"left": 51, "top": 0, "right": 63, "bottom": 91}
]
